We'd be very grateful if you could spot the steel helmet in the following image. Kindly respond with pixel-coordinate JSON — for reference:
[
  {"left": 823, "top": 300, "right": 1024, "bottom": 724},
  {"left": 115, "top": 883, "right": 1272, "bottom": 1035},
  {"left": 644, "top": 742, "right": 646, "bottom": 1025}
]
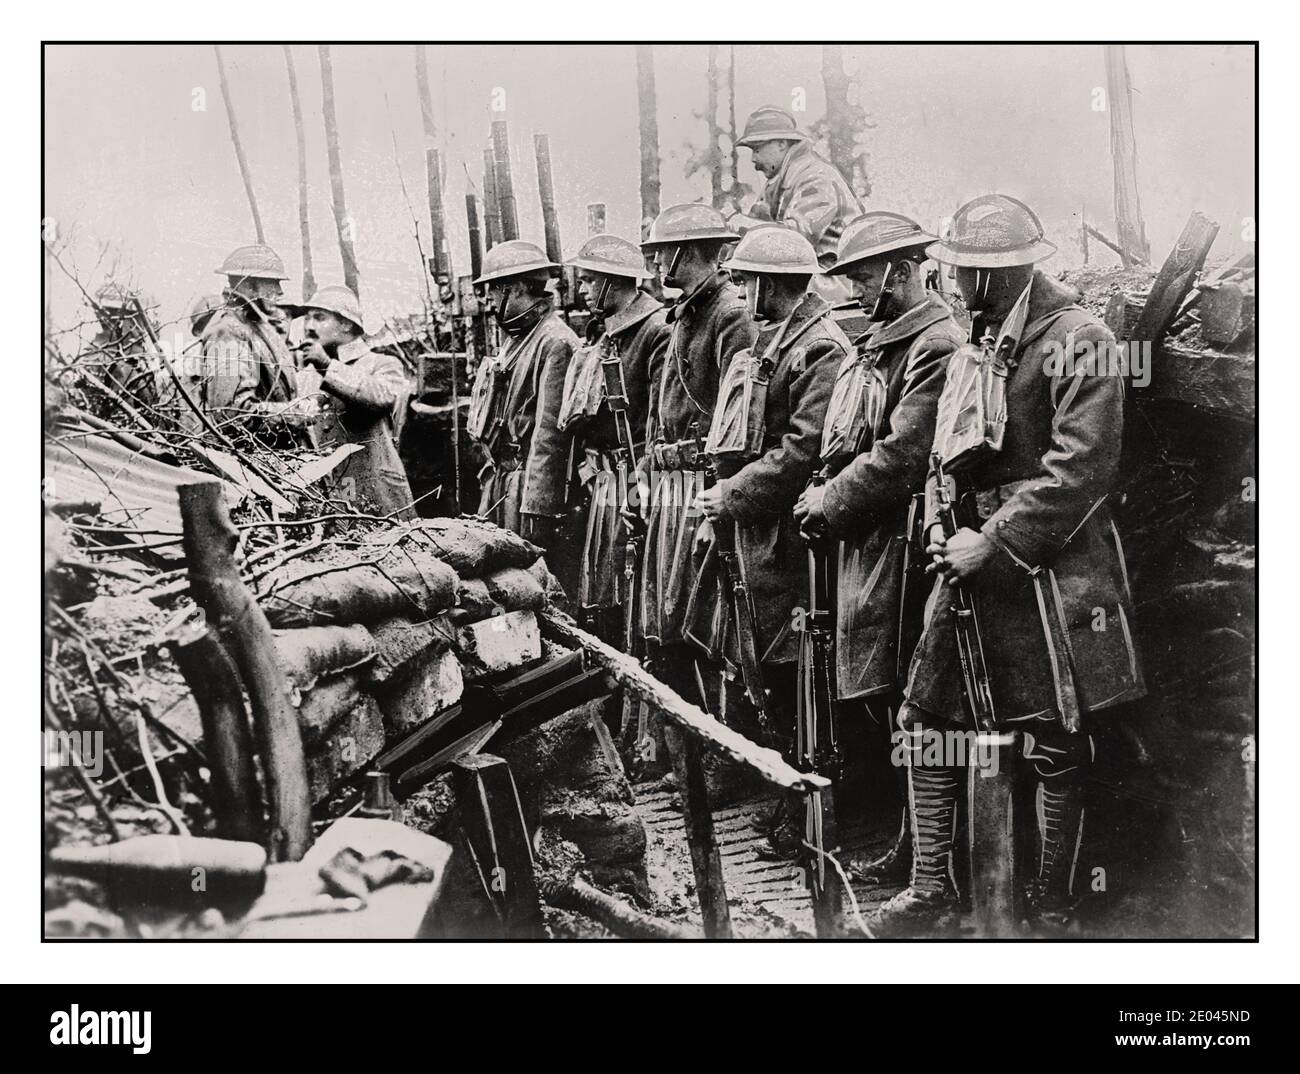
[
  {"left": 567, "top": 234, "right": 653, "bottom": 279},
  {"left": 473, "top": 240, "right": 559, "bottom": 286},
  {"left": 926, "top": 194, "right": 1057, "bottom": 268},
  {"left": 301, "top": 285, "right": 366, "bottom": 333},
  {"left": 188, "top": 293, "right": 224, "bottom": 333},
  {"left": 827, "top": 212, "right": 938, "bottom": 275},
  {"left": 724, "top": 225, "right": 821, "bottom": 276},
  {"left": 736, "top": 106, "right": 810, "bottom": 149},
  {"left": 641, "top": 203, "right": 738, "bottom": 250},
  {"left": 215, "top": 243, "right": 289, "bottom": 281}
]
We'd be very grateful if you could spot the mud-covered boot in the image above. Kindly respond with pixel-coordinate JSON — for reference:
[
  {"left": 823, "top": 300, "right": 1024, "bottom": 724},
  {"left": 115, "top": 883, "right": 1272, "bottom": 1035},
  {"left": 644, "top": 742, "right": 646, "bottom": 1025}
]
[
  {"left": 1025, "top": 775, "right": 1085, "bottom": 931},
  {"left": 867, "top": 763, "right": 961, "bottom": 937},
  {"left": 848, "top": 810, "right": 912, "bottom": 884}
]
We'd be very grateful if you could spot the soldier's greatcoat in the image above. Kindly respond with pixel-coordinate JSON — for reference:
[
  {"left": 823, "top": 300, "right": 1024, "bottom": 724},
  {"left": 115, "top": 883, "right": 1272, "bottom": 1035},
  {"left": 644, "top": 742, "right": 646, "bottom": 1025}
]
[
  {"left": 470, "top": 305, "right": 578, "bottom": 537},
  {"left": 699, "top": 292, "right": 847, "bottom": 667},
  {"left": 904, "top": 271, "right": 1146, "bottom": 727},
  {"left": 567, "top": 291, "right": 670, "bottom": 611},
  {"left": 195, "top": 300, "right": 297, "bottom": 430},
  {"left": 820, "top": 294, "right": 963, "bottom": 699},
  {"left": 640, "top": 271, "right": 756, "bottom": 645}
]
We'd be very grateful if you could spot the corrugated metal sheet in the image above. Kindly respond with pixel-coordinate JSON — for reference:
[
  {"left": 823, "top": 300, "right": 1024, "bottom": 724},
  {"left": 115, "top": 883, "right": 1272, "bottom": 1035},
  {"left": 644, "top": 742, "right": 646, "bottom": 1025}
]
[{"left": 44, "top": 428, "right": 230, "bottom": 559}]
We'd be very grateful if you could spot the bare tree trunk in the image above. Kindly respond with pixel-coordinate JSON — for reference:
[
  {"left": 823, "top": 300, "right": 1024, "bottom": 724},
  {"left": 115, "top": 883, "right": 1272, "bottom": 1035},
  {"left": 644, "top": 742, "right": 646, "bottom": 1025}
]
[
  {"left": 179, "top": 482, "right": 312, "bottom": 862},
  {"left": 414, "top": 45, "right": 451, "bottom": 281},
  {"left": 1104, "top": 44, "right": 1151, "bottom": 266},
  {"left": 282, "top": 45, "right": 314, "bottom": 299},
  {"left": 705, "top": 46, "right": 724, "bottom": 208},
  {"left": 821, "top": 45, "right": 854, "bottom": 181},
  {"left": 214, "top": 45, "right": 265, "bottom": 244},
  {"left": 317, "top": 45, "right": 360, "bottom": 294},
  {"left": 635, "top": 45, "right": 661, "bottom": 238},
  {"left": 727, "top": 46, "right": 739, "bottom": 197}
]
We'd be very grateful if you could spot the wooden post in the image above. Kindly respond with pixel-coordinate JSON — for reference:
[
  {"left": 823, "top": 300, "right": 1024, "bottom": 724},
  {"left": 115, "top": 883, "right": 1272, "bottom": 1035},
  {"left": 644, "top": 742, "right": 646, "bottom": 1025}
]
[
  {"left": 534, "top": 133, "right": 567, "bottom": 316},
  {"left": 967, "top": 733, "right": 1020, "bottom": 936},
  {"left": 317, "top": 44, "right": 360, "bottom": 294},
  {"left": 491, "top": 119, "right": 519, "bottom": 242},
  {"left": 586, "top": 203, "right": 607, "bottom": 237},
  {"left": 482, "top": 148, "right": 501, "bottom": 251},
  {"left": 534, "top": 134, "right": 562, "bottom": 265},
  {"left": 213, "top": 46, "right": 265, "bottom": 245},
  {"left": 465, "top": 194, "right": 484, "bottom": 281},
  {"left": 663, "top": 723, "right": 731, "bottom": 937},
  {"left": 452, "top": 754, "right": 546, "bottom": 938},
  {"left": 282, "top": 45, "right": 315, "bottom": 299},
  {"left": 635, "top": 45, "right": 661, "bottom": 238},
  {"left": 179, "top": 482, "right": 311, "bottom": 862},
  {"left": 1104, "top": 45, "right": 1151, "bottom": 267},
  {"left": 171, "top": 623, "right": 262, "bottom": 844},
  {"left": 1133, "top": 211, "right": 1220, "bottom": 349},
  {"left": 414, "top": 45, "right": 452, "bottom": 282}
]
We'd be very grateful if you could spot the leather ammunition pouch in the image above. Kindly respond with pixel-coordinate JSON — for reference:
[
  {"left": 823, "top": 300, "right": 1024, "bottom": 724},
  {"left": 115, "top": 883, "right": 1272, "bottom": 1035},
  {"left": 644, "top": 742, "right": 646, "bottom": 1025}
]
[{"left": 651, "top": 437, "right": 705, "bottom": 472}]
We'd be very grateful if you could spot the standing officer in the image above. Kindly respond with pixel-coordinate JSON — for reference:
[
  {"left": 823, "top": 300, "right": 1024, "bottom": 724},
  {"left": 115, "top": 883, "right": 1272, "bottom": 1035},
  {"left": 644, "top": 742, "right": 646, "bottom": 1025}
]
[
  {"left": 693, "top": 225, "right": 847, "bottom": 852},
  {"left": 466, "top": 239, "right": 579, "bottom": 558},
  {"left": 295, "top": 285, "right": 415, "bottom": 519},
  {"left": 726, "top": 106, "right": 863, "bottom": 303},
  {"left": 871, "top": 194, "right": 1145, "bottom": 934},
  {"left": 559, "top": 234, "right": 670, "bottom": 644},
  {"left": 637, "top": 204, "right": 754, "bottom": 716},
  {"left": 794, "top": 212, "right": 964, "bottom": 880}
]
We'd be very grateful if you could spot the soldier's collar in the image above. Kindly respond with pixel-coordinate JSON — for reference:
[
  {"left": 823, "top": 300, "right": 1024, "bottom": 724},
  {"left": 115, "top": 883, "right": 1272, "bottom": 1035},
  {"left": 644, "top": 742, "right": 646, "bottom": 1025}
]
[
  {"left": 667, "top": 270, "right": 727, "bottom": 323},
  {"left": 336, "top": 337, "right": 371, "bottom": 364},
  {"left": 861, "top": 294, "right": 952, "bottom": 348},
  {"left": 604, "top": 289, "right": 661, "bottom": 337}
]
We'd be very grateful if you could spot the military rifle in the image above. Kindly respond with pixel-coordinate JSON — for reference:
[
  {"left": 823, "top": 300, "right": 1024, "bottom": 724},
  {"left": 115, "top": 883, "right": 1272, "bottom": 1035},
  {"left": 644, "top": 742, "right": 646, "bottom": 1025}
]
[
  {"left": 930, "top": 450, "right": 997, "bottom": 732},
  {"left": 699, "top": 423, "right": 774, "bottom": 746},
  {"left": 796, "top": 467, "right": 842, "bottom": 904}
]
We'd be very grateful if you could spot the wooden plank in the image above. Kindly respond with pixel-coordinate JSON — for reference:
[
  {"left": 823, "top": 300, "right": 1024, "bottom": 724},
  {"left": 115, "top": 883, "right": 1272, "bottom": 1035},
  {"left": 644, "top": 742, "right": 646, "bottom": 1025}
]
[
  {"left": 541, "top": 611, "right": 830, "bottom": 795},
  {"left": 1143, "top": 343, "right": 1255, "bottom": 420},
  {"left": 663, "top": 723, "right": 731, "bottom": 938}
]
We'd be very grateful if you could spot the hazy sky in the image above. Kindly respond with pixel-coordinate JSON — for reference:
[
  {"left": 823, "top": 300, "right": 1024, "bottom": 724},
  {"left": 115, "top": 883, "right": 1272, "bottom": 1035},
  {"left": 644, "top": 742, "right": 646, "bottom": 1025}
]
[{"left": 43, "top": 43, "right": 1254, "bottom": 341}]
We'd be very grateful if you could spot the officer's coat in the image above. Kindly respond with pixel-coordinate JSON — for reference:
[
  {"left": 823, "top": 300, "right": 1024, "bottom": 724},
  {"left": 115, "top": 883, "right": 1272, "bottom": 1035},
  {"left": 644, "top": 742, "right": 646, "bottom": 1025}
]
[
  {"left": 904, "top": 271, "right": 1146, "bottom": 727},
  {"left": 760, "top": 142, "right": 864, "bottom": 271},
  {"left": 304, "top": 338, "right": 415, "bottom": 519}
]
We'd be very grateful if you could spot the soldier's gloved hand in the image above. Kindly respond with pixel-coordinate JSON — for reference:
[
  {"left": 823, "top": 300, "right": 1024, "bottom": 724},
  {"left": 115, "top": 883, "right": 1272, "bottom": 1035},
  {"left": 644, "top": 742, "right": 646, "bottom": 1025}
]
[{"left": 926, "top": 527, "right": 997, "bottom": 583}]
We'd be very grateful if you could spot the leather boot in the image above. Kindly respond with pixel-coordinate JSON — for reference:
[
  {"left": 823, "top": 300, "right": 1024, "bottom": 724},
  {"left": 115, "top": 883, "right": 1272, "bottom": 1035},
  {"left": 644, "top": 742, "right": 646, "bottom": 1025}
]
[
  {"left": 867, "top": 762, "right": 961, "bottom": 936},
  {"left": 1026, "top": 774, "right": 1085, "bottom": 927}
]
